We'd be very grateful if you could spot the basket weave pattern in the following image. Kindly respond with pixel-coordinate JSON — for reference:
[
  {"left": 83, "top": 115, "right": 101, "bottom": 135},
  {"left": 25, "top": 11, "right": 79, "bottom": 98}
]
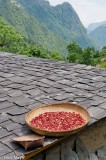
[{"left": 25, "top": 103, "right": 90, "bottom": 137}]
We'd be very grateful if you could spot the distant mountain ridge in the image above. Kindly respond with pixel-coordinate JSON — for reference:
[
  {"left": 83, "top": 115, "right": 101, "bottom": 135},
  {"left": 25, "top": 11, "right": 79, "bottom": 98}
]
[
  {"left": 18, "top": 0, "right": 93, "bottom": 47},
  {"left": 88, "top": 21, "right": 106, "bottom": 32},
  {"left": 0, "top": 0, "right": 94, "bottom": 54},
  {"left": 89, "top": 24, "right": 106, "bottom": 49}
]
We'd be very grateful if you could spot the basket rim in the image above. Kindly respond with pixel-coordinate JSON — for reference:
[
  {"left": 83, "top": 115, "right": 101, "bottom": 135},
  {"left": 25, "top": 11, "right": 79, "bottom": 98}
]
[{"left": 25, "top": 102, "right": 91, "bottom": 133}]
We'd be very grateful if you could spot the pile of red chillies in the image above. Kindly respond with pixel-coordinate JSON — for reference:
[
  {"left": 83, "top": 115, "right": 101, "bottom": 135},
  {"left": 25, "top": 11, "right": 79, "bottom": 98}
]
[{"left": 30, "top": 111, "right": 86, "bottom": 131}]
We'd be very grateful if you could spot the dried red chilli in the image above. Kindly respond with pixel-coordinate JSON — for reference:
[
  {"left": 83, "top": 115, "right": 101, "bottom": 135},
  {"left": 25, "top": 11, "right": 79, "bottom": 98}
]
[{"left": 30, "top": 111, "right": 86, "bottom": 131}]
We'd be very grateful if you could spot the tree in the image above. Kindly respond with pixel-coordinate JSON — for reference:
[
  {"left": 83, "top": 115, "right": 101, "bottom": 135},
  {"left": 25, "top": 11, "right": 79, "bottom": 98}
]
[
  {"left": 81, "top": 47, "right": 95, "bottom": 65},
  {"left": 67, "top": 41, "right": 83, "bottom": 54},
  {"left": 21, "top": 45, "right": 50, "bottom": 59},
  {"left": 50, "top": 51, "right": 64, "bottom": 61},
  {"left": 0, "top": 18, "right": 27, "bottom": 53},
  {"left": 67, "top": 41, "right": 83, "bottom": 63}
]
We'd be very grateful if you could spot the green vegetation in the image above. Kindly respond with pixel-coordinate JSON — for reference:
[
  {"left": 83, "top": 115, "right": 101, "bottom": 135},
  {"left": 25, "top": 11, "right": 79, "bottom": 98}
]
[
  {"left": 0, "top": 0, "right": 67, "bottom": 55},
  {"left": 0, "top": 18, "right": 27, "bottom": 53},
  {"left": 0, "top": 0, "right": 95, "bottom": 56},
  {"left": 67, "top": 41, "right": 106, "bottom": 68},
  {"left": 0, "top": 17, "right": 64, "bottom": 61},
  {"left": 18, "top": 0, "right": 93, "bottom": 48}
]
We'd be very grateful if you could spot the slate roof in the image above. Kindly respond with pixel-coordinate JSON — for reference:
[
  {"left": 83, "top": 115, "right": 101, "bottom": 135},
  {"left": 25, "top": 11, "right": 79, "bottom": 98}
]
[{"left": 0, "top": 51, "right": 106, "bottom": 159}]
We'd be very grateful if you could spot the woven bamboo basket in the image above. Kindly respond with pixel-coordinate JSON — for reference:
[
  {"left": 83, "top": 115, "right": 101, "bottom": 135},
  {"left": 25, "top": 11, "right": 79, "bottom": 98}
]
[{"left": 25, "top": 102, "right": 90, "bottom": 137}]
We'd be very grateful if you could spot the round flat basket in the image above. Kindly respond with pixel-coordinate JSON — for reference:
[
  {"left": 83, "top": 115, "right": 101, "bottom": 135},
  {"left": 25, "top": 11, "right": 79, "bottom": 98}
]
[{"left": 25, "top": 102, "right": 90, "bottom": 137}]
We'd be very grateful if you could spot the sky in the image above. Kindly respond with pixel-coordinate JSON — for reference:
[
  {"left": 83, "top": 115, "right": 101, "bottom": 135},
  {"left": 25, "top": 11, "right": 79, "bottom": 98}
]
[{"left": 48, "top": 0, "right": 106, "bottom": 27}]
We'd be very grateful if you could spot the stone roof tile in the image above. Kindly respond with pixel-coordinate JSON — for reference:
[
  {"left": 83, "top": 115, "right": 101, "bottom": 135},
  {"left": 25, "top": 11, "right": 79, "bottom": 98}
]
[{"left": 0, "top": 51, "right": 106, "bottom": 157}]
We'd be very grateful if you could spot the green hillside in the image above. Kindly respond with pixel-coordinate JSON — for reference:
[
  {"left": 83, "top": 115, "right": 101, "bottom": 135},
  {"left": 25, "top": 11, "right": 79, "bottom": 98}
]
[
  {"left": 0, "top": 0, "right": 67, "bottom": 55},
  {"left": 17, "top": 0, "right": 93, "bottom": 48},
  {"left": 0, "top": 0, "right": 94, "bottom": 55},
  {"left": 0, "top": 17, "right": 64, "bottom": 60}
]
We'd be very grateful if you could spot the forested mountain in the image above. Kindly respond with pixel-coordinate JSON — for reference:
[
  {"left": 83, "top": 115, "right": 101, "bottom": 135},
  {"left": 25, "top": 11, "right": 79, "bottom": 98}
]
[
  {"left": 17, "top": 0, "right": 93, "bottom": 48},
  {"left": 0, "top": 0, "right": 67, "bottom": 54},
  {"left": 0, "top": 0, "right": 93, "bottom": 55},
  {"left": 0, "top": 17, "right": 64, "bottom": 60},
  {"left": 89, "top": 24, "right": 106, "bottom": 49}
]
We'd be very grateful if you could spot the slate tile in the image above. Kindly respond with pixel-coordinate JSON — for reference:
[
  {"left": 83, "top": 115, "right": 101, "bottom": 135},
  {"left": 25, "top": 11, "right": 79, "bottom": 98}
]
[
  {"left": 89, "top": 82, "right": 106, "bottom": 89},
  {"left": 1, "top": 134, "right": 19, "bottom": 150},
  {"left": 14, "top": 98, "right": 35, "bottom": 107},
  {"left": 13, "top": 126, "right": 33, "bottom": 136},
  {"left": 10, "top": 114, "right": 26, "bottom": 125},
  {"left": 8, "top": 76, "right": 33, "bottom": 84},
  {"left": 99, "top": 102, "right": 106, "bottom": 110},
  {"left": 53, "top": 83, "right": 68, "bottom": 89},
  {"left": 0, "top": 97, "right": 8, "bottom": 102},
  {"left": 63, "top": 87, "right": 78, "bottom": 93},
  {"left": 0, "top": 101, "right": 14, "bottom": 110},
  {"left": 0, "top": 127, "right": 12, "bottom": 138},
  {"left": 27, "top": 89, "right": 43, "bottom": 97},
  {"left": 5, "top": 122, "right": 22, "bottom": 131},
  {"left": 47, "top": 75, "right": 63, "bottom": 81},
  {"left": 0, "top": 51, "right": 106, "bottom": 158},
  {"left": 91, "top": 96, "right": 106, "bottom": 106},
  {"left": 79, "top": 99, "right": 96, "bottom": 108},
  {"left": 97, "top": 91, "right": 106, "bottom": 98},
  {"left": 0, "top": 106, "right": 17, "bottom": 114},
  {"left": 7, "top": 107, "right": 28, "bottom": 116},
  {"left": 54, "top": 93, "right": 73, "bottom": 101},
  {"left": 20, "top": 85, "right": 36, "bottom": 91},
  {"left": 0, "top": 77, "right": 6, "bottom": 82},
  {"left": 0, "top": 144, "right": 12, "bottom": 156},
  {"left": 0, "top": 114, "right": 9, "bottom": 123},
  {"left": 39, "top": 79, "right": 54, "bottom": 86},
  {"left": 26, "top": 102, "right": 44, "bottom": 110},
  {"left": 70, "top": 89, "right": 94, "bottom": 98},
  {"left": 88, "top": 107, "right": 106, "bottom": 119},
  {"left": 91, "top": 76, "right": 104, "bottom": 81},
  {"left": 39, "top": 98, "right": 55, "bottom": 105},
  {"left": 0, "top": 93, "right": 7, "bottom": 98},
  {"left": 1, "top": 120, "right": 12, "bottom": 128},
  {"left": 34, "top": 81, "right": 49, "bottom": 88},
  {"left": 0, "top": 80, "right": 13, "bottom": 86},
  {"left": 7, "top": 95, "right": 30, "bottom": 103},
  {"left": 32, "top": 72, "right": 45, "bottom": 77},
  {"left": 73, "top": 83, "right": 96, "bottom": 91},
  {"left": 34, "top": 94, "right": 50, "bottom": 101},
  {"left": 1, "top": 134, "right": 16, "bottom": 143},
  {"left": 41, "top": 87, "right": 59, "bottom": 94},
  {"left": 74, "top": 97, "right": 87, "bottom": 103},
  {"left": 14, "top": 148, "right": 26, "bottom": 157},
  {"left": 7, "top": 83, "right": 24, "bottom": 89},
  {"left": 7, "top": 90, "right": 23, "bottom": 97},
  {"left": 89, "top": 117, "right": 97, "bottom": 125},
  {"left": 1, "top": 73, "right": 14, "bottom": 78},
  {"left": 0, "top": 87, "right": 11, "bottom": 94},
  {"left": 57, "top": 79, "right": 75, "bottom": 86},
  {"left": 0, "top": 152, "right": 16, "bottom": 159}
]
